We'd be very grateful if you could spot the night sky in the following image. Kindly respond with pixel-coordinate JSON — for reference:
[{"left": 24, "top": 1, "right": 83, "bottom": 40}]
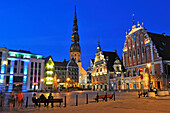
[{"left": 0, "top": 0, "right": 170, "bottom": 69}]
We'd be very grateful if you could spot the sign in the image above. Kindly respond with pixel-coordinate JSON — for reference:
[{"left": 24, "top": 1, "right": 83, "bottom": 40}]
[{"left": 33, "top": 82, "right": 38, "bottom": 85}]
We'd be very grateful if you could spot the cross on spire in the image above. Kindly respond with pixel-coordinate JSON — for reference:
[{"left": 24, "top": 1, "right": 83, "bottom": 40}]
[{"left": 132, "top": 14, "right": 135, "bottom": 25}]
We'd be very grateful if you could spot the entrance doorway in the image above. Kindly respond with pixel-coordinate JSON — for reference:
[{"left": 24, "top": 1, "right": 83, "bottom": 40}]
[{"left": 157, "top": 81, "right": 160, "bottom": 89}]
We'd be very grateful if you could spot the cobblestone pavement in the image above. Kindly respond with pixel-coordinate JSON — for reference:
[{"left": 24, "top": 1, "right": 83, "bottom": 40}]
[{"left": 1, "top": 91, "right": 170, "bottom": 113}]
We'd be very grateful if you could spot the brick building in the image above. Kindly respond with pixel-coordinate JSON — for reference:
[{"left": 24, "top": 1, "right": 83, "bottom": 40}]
[{"left": 123, "top": 21, "right": 170, "bottom": 90}]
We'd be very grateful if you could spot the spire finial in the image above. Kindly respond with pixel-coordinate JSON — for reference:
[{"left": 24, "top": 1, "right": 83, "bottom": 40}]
[
  {"left": 74, "top": 0, "right": 77, "bottom": 18},
  {"left": 132, "top": 14, "right": 135, "bottom": 25},
  {"left": 98, "top": 36, "right": 100, "bottom": 46}
]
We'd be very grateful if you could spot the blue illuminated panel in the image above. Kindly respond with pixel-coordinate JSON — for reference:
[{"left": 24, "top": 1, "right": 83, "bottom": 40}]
[
  {"left": 8, "top": 75, "right": 14, "bottom": 92},
  {"left": 24, "top": 62, "right": 28, "bottom": 75},
  {"left": 10, "top": 61, "right": 14, "bottom": 74},
  {"left": 1, "top": 64, "right": 5, "bottom": 74}
]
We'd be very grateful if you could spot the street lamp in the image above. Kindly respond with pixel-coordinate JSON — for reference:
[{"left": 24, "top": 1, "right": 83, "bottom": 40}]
[
  {"left": 67, "top": 77, "right": 70, "bottom": 92},
  {"left": 147, "top": 63, "right": 151, "bottom": 89}
]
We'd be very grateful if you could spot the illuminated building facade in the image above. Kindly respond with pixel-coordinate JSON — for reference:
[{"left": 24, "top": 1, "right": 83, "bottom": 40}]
[
  {"left": 92, "top": 43, "right": 125, "bottom": 91},
  {"left": 55, "top": 58, "right": 79, "bottom": 88},
  {"left": 122, "top": 17, "right": 170, "bottom": 90},
  {"left": 0, "top": 47, "right": 8, "bottom": 91},
  {"left": 0, "top": 47, "right": 44, "bottom": 92},
  {"left": 70, "top": 1, "right": 87, "bottom": 88},
  {"left": 44, "top": 56, "right": 55, "bottom": 90}
]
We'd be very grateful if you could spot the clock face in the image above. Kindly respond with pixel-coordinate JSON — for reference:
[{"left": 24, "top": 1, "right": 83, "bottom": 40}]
[{"left": 133, "top": 34, "right": 136, "bottom": 41}]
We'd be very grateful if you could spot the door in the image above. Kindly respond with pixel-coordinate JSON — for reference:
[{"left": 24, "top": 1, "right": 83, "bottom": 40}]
[{"left": 157, "top": 81, "right": 160, "bottom": 89}]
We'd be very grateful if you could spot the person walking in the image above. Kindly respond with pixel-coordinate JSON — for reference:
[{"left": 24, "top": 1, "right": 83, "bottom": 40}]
[
  {"left": 16, "top": 90, "right": 23, "bottom": 111},
  {"left": 8, "top": 91, "right": 15, "bottom": 112},
  {"left": 40, "top": 94, "right": 47, "bottom": 106}
]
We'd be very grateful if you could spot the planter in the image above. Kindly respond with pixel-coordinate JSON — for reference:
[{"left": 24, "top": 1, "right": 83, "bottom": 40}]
[
  {"left": 147, "top": 92, "right": 155, "bottom": 97},
  {"left": 157, "top": 91, "right": 165, "bottom": 96},
  {"left": 164, "top": 91, "right": 169, "bottom": 95}
]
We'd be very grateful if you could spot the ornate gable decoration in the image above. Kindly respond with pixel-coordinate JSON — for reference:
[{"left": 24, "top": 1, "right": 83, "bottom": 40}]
[{"left": 144, "top": 38, "right": 150, "bottom": 45}]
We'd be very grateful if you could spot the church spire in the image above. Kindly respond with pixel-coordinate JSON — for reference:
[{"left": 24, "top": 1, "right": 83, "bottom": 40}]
[
  {"left": 97, "top": 36, "right": 101, "bottom": 52},
  {"left": 132, "top": 14, "right": 135, "bottom": 25},
  {"left": 71, "top": 0, "right": 79, "bottom": 43}
]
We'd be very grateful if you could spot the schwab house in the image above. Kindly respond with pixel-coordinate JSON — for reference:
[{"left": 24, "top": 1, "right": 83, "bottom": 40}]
[{"left": 0, "top": 47, "right": 44, "bottom": 92}]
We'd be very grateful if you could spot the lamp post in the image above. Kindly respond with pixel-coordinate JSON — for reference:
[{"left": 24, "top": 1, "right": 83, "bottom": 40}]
[
  {"left": 147, "top": 63, "right": 151, "bottom": 89},
  {"left": 40, "top": 78, "right": 44, "bottom": 92},
  {"left": 67, "top": 77, "right": 70, "bottom": 92}
]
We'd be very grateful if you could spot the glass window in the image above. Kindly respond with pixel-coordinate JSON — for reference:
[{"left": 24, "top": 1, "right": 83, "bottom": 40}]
[
  {"left": 35, "top": 62, "right": 37, "bottom": 69},
  {"left": 129, "top": 51, "right": 131, "bottom": 57},
  {"left": 20, "top": 68, "right": 23, "bottom": 73},
  {"left": 39, "top": 63, "right": 41, "bottom": 69},
  {"left": 0, "top": 52, "right": 2, "bottom": 57},
  {"left": 31, "top": 62, "right": 34, "bottom": 68},
  {"left": 100, "top": 68, "right": 102, "bottom": 72},
  {"left": 14, "top": 68, "right": 17, "bottom": 73},
  {"left": 14, "top": 61, "right": 17, "bottom": 66},
  {"left": 39, "top": 70, "right": 41, "bottom": 75},
  {"left": 100, "top": 77, "right": 103, "bottom": 81},
  {"left": 104, "top": 76, "right": 107, "bottom": 81},
  {"left": 21, "top": 61, "right": 24, "bottom": 66},
  {"left": 8, "top": 60, "right": 11, "bottom": 65},
  {"left": 97, "top": 77, "right": 99, "bottom": 81}
]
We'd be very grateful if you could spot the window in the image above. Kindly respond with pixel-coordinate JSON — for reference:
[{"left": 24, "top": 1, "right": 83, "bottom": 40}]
[
  {"left": 31, "top": 69, "right": 33, "bottom": 75},
  {"left": 100, "top": 77, "right": 103, "bottom": 81},
  {"left": 97, "top": 69, "right": 98, "bottom": 72},
  {"left": 141, "top": 47, "right": 144, "bottom": 56},
  {"left": 0, "top": 52, "right": 2, "bottom": 57},
  {"left": 100, "top": 68, "right": 102, "bottom": 72},
  {"left": 104, "top": 76, "right": 107, "bottom": 81},
  {"left": 116, "top": 66, "right": 119, "bottom": 72},
  {"left": 129, "top": 51, "right": 131, "bottom": 57},
  {"left": 39, "top": 63, "right": 41, "bottom": 69},
  {"left": 20, "top": 68, "right": 23, "bottom": 73},
  {"left": 21, "top": 61, "right": 24, "bottom": 66},
  {"left": 97, "top": 77, "right": 99, "bottom": 81},
  {"left": 31, "top": 62, "right": 34, "bottom": 68},
  {"left": 14, "top": 68, "right": 17, "bottom": 73},
  {"left": 133, "top": 51, "right": 135, "bottom": 57},
  {"left": 35, "top": 62, "right": 37, "bottom": 69},
  {"left": 14, "top": 61, "right": 17, "bottom": 66},
  {"left": 8, "top": 60, "right": 11, "bottom": 65},
  {"left": 39, "top": 70, "right": 41, "bottom": 75}
]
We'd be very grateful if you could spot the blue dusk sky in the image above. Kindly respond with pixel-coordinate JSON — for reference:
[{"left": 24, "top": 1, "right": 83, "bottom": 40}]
[{"left": 0, "top": 0, "right": 170, "bottom": 69}]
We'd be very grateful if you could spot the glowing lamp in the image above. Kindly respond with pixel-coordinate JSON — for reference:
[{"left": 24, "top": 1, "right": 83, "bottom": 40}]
[
  {"left": 2, "top": 61, "right": 8, "bottom": 65},
  {"left": 147, "top": 63, "right": 151, "bottom": 68},
  {"left": 67, "top": 77, "right": 70, "bottom": 82},
  {"left": 57, "top": 79, "right": 60, "bottom": 82},
  {"left": 0, "top": 79, "right": 3, "bottom": 83},
  {"left": 41, "top": 78, "right": 44, "bottom": 82}
]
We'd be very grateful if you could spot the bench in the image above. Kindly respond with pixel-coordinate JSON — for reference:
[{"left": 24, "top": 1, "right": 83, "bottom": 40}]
[
  {"left": 32, "top": 98, "right": 63, "bottom": 107},
  {"left": 138, "top": 92, "right": 147, "bottom": 98},
  {"left": 94, "top": 94, "right": 114, "bottom": 102}
]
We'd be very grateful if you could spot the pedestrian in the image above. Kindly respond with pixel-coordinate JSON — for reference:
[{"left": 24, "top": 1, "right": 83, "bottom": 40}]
[
  {"left": 8, "top": 91, "right": 15, "bottom": 112},
  {"left": 40, "top": 94, "right": 47, "bottom": 106},
  {"left": 16, "top": 90, "right": 23, "bottom": 111},
  {"left": 32, "top": 93, "right": 38, "bottom": 106},
  {"left": 58, "top": 87, "right": 60, "bottom": 93}
]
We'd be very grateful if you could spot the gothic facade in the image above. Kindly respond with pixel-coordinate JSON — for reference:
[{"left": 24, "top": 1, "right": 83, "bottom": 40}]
[{"left": 123, "top": 21, "right": 170, "bottom": 90}]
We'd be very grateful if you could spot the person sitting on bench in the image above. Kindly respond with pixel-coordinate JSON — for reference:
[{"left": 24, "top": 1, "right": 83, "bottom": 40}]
[
  {"left": 40, "top": 94, "right": 47, "bottom": 107},
  {"left": 47, "top": 93, "right": 53, "bottom": 107},
  {"left": 32, "top": 93, "right": 38, "bottom": 106}
]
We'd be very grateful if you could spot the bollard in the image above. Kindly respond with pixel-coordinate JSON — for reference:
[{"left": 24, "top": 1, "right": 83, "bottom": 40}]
[
  {"left": 105, "top": 92, "right": 107, "bottom": 102},
  {"left": 39, "top": 99, "right": 40, "bottom": 108},
  {"left": 64, "top": 96, "right": 66, "bottom": 107},
  {"left": 97, "top": 93, "right": 99, "bottom": 103},
  {"left": 86, "top": 94, "right": 88, "bottom": 104},
  {"left": 13, "top": 99, "right": 15, "bottom": 107},
  {"left": 76, "top": 95, "right": 78, "bottom": 106},
  {"left": 114, "top": 92, "right": 115, "bottom": 101},
  {"left": 26, "top": 96, "right": 28, "bottom": 108}
]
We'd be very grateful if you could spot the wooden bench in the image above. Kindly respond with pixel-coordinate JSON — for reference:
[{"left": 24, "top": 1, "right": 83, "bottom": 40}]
[
  {"left": 94, "top": 94, "right": 114, "bottom": 101},
  {"left": 32, "top": 98, "right": 63, "bottom": 107}
]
